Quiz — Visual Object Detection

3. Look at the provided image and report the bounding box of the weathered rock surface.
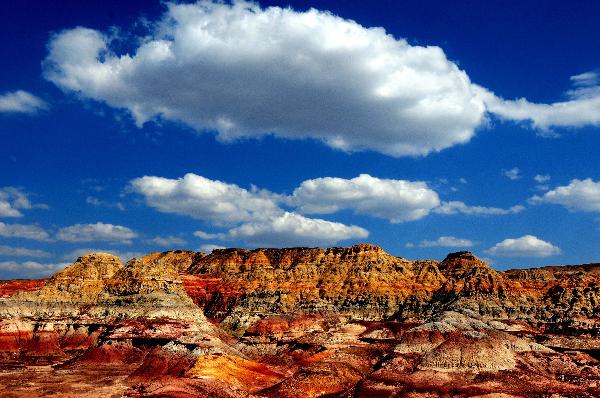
[0,245,599,397]
[182,247,600,335]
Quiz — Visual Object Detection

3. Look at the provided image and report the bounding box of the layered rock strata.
[182,246,600,335]
[0,245,599,397]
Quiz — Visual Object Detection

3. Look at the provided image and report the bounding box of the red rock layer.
[0,279,46,297]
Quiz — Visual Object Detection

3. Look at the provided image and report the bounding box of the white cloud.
[533,174,550,183]
[0,261,68,277]
[62,248,144,263]
[571,71,599,87]
[193,230,222,240]
[86,196,125,210]
[0,222,51,241]
[146,235,187,247]
[0,187,46,218]
[199,244,226,252]
[530,178,600,212]
[225,212,368,247]
[130,173,367,247]
[0,202,21,218]
[416,236,474,248]
[41,1,600,158]
[434,201,524,215]
[481,70,600,132]
[502,167,521,180]
[485,235,560,258]
[568,71,600,100]
[0,245,51,258]
[0,90,47,113]
[130,173,280,225]
[289,174,440,222]
[43,2,600,156]
[44,1,490,157]
[56,222,138,244]
[131,171,532,247]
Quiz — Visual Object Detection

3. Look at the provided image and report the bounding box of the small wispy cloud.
[0,222,51,241]
[408,236,475,248]
[434,201,524,216]
[0,90,47,113]
[0,187,47,218]
[56,222,138,244]
[146,235,187,247]
[86,196,125,210]
[0,260,68,277]
[533,174,550,183]
[502,167,521,180]
[0,244,51,258]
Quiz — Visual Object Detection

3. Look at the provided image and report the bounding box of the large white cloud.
[130,173,281,225]
[0,90,47,113]
[485,235,560,258]
[225,212,368,247]
[289,174,440,222]
[0,222,51,241]
[289,175,522,220]
[43,2,600,155]
[44,1,488,157]
[529,178,600,212]
[56,222,138,244]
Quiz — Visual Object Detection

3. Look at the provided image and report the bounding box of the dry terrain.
[0,245,598,397]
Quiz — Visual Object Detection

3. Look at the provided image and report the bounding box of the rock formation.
[0,245,599,397]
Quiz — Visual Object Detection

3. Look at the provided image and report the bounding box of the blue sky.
[1,0,600,277]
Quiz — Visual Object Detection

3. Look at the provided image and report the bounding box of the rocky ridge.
[182,246,600,334]
[0,244,599,397]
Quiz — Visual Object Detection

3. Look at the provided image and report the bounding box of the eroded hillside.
[0,245,598,397]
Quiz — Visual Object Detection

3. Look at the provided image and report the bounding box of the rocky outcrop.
[184,244,442,333]
[2,253,212,322]
[0,252,221,367]
[396,311,551,372]
[38,252,124,302]
[181,247,600,335]
[1,245,600,397]
[505,263,600,324]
